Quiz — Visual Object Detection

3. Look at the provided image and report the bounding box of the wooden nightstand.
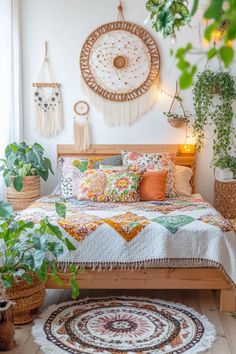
[214,179,236,220]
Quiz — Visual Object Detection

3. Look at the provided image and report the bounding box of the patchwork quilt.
[18,194,236,286]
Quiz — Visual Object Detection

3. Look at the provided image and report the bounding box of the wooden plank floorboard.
[4,289,236,354]
[197,290,233,354]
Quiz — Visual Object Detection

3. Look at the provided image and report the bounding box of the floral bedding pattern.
[58,155,122,198]
[18,194,236,286]
[77,170,141,203]
[121,150,176,197]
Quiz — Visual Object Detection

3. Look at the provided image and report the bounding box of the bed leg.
[219,289,236,312]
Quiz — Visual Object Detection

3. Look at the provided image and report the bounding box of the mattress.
[18,194,236,286]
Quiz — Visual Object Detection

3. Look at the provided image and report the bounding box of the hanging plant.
[164,82,190,127]
[146,0,191,38]
[193,70,236,166]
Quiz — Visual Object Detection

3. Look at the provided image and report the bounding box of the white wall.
[20,0,231,203]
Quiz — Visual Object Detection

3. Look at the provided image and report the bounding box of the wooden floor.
[7,289,236,354]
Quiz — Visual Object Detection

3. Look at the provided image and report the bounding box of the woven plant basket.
[168,116,188,128]
[4,273,45,325]
[6,176,40,211]
[214,179,236,219]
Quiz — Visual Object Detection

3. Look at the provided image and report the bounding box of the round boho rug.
[32,297,216,354]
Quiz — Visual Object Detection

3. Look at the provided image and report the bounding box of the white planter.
[215,168,234,181]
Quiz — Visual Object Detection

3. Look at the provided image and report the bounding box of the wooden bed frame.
[46,144,236,312]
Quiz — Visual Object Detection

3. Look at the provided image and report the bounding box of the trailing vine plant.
[193,70,236,166]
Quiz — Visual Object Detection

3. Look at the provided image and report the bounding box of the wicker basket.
[168,117,188,128]
[6,176,40,211]
[214,179,236,219]
[4,274,45,325]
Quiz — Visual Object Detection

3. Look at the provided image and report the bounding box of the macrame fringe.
[73,118,90,152]
[82,78,157,126]
[34,98,63,138]
[32,297,216,354]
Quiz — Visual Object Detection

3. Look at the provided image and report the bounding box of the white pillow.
[175,165,193,196]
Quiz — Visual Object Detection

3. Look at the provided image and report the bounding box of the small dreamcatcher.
[33,42,63,138]
[73,101,90,152]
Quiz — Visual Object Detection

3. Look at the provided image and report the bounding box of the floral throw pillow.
[121,150,176,197]
[77,170,141,203]
[105,171,141,202]
[58,155,123,198]
[58,157,95,198]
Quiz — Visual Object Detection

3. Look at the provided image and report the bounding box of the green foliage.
[55,202,67,219]
[146,0,236,89]
[213,155,236,176]
[164,112,188,120]
[0,201,80,298]
[146,0,191,38]
[0,202,13,219]
[0,142,53,192]
[193,70,236,166]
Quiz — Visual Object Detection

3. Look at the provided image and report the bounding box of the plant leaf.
[191,0,199,16]
[219,46,234,67]
[179,71,193,89]
[21,272,33,284]
[55,203,66,219]
[33,250,45,269]
[13,175,23,191]
[204,0,223,21]
[19,163,32,177]
[207,47,218,59]
[52,273,63,286]
[43,157,54,175]
[0,201,13,219]
[37,169,49,182]
[65,237,76,251]
[204,22,218,41]
[70,277,80,299]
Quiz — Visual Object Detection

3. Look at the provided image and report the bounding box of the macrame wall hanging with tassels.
[80,0,160,126]
[33,41,63,138]
[73,100,90,152]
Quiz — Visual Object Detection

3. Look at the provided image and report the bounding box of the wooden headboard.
[57,144,196,191]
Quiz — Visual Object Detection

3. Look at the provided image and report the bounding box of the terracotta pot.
[6,176,40,211]
[0,300,16,351]
[5,274,45,325]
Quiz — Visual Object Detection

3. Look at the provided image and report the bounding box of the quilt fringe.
[58,257,236,289]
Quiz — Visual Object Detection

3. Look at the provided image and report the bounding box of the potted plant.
[164,112,189,127]
[146,0,191,39]
[193,70,236,156]
[164,82,190,127]
[0,142,53,211]
[213,155,236,180]
[0,201,79,325]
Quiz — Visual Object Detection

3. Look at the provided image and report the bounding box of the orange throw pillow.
[140,170,167,201]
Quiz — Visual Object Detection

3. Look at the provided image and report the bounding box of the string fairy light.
[156,80,176,99]
[155,80,195,145]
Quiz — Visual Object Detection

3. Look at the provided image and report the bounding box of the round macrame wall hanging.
[80,1,160,126]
